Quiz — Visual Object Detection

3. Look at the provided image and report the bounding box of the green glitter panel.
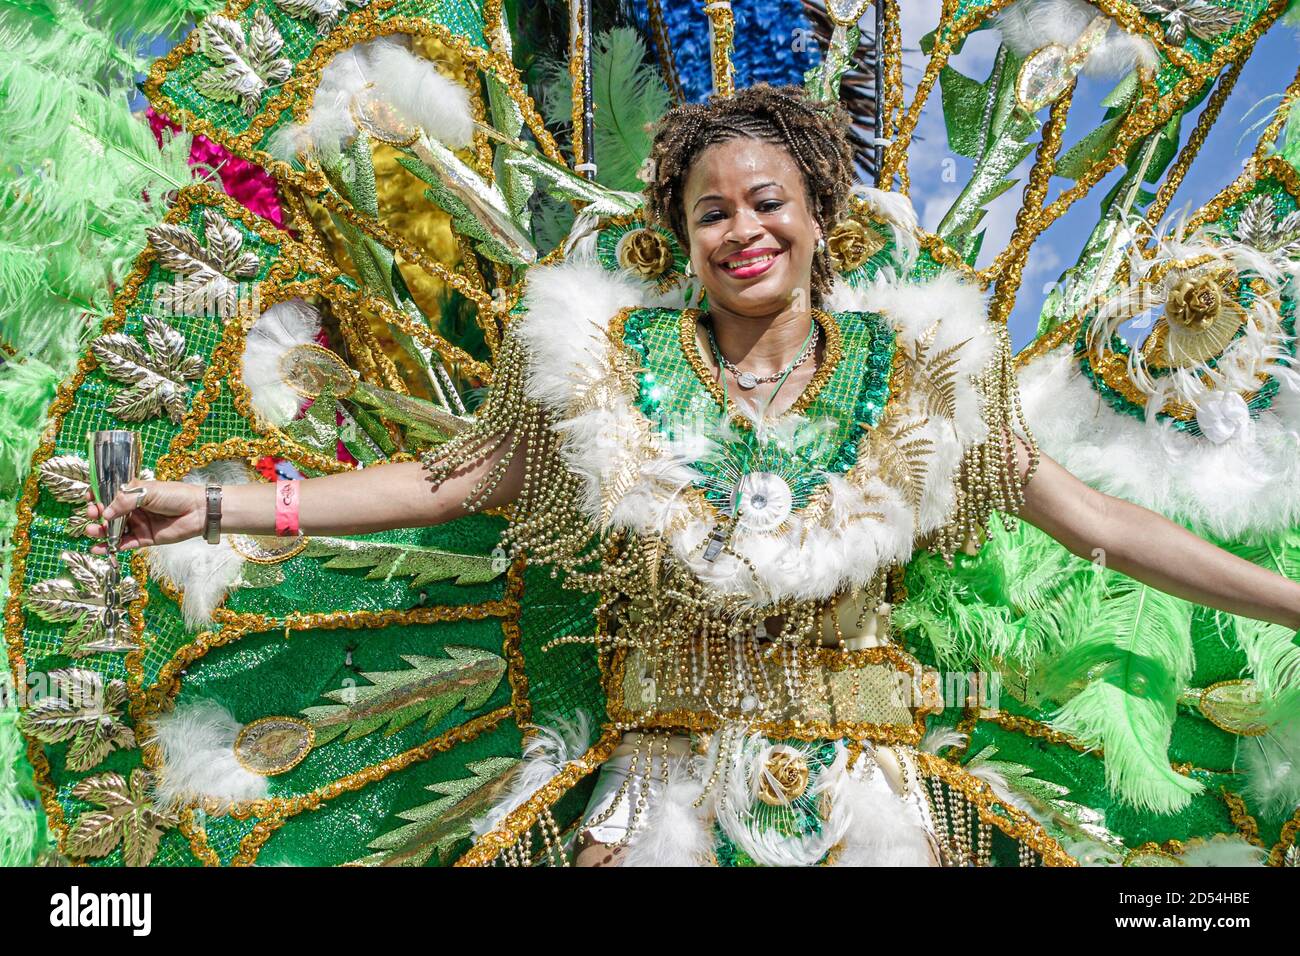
[620,306,896,511]
[175,614,511,797]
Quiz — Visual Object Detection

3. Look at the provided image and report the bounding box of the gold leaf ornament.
[90,315,205,423]
[617,228,674,279]
[65,769,178,866]
[147,208,261,318]
[826,216,886,271]
[24,551,141,657]
[16,668,137,772]
[193,11,292,117]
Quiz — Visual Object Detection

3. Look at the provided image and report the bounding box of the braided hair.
[643,83,857,306]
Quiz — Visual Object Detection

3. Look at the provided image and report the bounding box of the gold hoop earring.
[815,236,826,253]
[684,259,695,277]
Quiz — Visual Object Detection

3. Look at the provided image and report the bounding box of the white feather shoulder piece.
[511,258,1002,605]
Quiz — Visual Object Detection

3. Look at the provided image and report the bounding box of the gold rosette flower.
[756,746,810,806]
[617,228,674,279]
[826,217,889,270]
[1155,270,1242,368]
[1166,275,1222,331]
[826,217,886,272]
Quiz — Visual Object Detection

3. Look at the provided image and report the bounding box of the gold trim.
[913,750,1077,866]
[454,726,624,866]
[674,307,845,432]
[1269,805,1300,866]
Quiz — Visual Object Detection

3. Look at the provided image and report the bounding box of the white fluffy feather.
[619,755,716,866]
[853,186,921,268]
[143,461,252,628]
[997,0,1157,77]
[830,751,938,866]
[268,37,472,161]
[470,712,595,837]
[1177,835,1268,867]
[1019,342,1300,542]
[143,698,268,812]
[240,298,321,426]
[920,724,969,754]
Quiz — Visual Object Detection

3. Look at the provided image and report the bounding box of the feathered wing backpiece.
[2,0,1300,867]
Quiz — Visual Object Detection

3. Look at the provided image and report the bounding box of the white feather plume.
[619,753,715,867]
[852,186,920,268]
[143,698,268,812]
[268,37,472,161]
[240,298,321,427]
[143,460,252,628]
[997,0,1157,77]
[830,754,938,867]
[920,724,969,754]
[470,712,595,838]
[1177,835,1268,867]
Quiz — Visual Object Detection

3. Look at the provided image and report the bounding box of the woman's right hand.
[84,480,209,553]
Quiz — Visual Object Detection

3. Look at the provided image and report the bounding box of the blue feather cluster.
[631,0,821,102]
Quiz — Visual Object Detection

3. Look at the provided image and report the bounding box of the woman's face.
[681,137,821,318]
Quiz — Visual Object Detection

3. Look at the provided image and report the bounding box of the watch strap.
[203,484,222,545]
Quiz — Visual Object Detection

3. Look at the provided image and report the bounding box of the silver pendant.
[736,371,759,390]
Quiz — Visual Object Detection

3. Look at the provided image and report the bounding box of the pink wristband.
[275,480,300,537]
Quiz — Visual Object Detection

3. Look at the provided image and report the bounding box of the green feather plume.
[536,26,670,193]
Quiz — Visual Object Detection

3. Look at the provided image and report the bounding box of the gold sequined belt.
[605,641,939,745]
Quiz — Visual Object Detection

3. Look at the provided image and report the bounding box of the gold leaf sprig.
[90,315,205,423]
[17,669,137,772]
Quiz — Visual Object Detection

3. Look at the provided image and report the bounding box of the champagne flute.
[87,429,143,553]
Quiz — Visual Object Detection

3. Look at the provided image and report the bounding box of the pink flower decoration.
[146,107,285,227]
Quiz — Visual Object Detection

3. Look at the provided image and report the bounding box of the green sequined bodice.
[618,307,897,512]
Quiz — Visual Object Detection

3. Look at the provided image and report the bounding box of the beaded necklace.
[702,312,818,558]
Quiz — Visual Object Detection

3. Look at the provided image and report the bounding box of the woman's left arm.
[1008,433,1300,632]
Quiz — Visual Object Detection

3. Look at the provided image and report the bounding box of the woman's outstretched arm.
[84,436,526,552]
[1009,432,1300,632]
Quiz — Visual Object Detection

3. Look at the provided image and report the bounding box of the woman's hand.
[84,480,207,553]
